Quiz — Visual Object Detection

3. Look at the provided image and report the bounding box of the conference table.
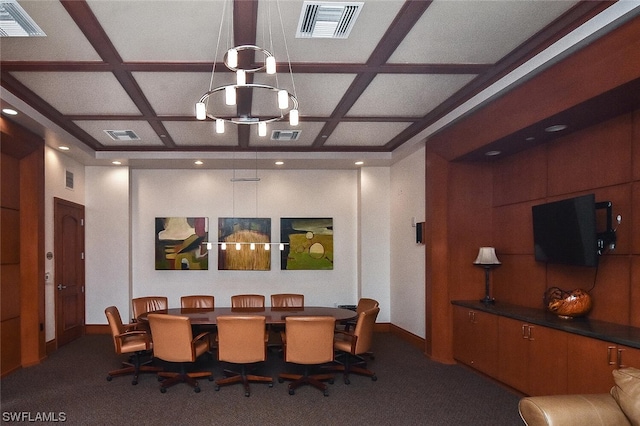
[137,306,358,325]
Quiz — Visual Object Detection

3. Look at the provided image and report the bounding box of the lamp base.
[480,296,495,305]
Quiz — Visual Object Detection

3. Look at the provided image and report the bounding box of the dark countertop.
[451,300,640,349]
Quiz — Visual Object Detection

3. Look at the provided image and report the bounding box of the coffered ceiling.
[1,0,637,169]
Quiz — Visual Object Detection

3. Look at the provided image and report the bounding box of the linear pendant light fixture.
[195,0,299,136]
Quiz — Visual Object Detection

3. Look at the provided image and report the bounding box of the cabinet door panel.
[527,325,568,396]
[452,307,498,377]
[498,316,529,391]
[567,334,616,393]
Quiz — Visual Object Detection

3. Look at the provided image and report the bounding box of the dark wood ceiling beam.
[312,0,433,148]
[61,0,176,148]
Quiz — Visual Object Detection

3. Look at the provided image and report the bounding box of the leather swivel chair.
[339,297,379,359]
[215,315,273,396]
[270,293,304,308]
[105,306,161,385]
[331,306,380,384]
[278,316,336,396]
[231,294,265,308]
[180,295,214,309]
[147,313,213,393]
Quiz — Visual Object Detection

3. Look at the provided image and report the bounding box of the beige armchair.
[215,315,273,397]
[105,306,161,385]
[180,295,214,309]
[147,313,213,393]
[278,316,335,396]
[270,293,304,308]
[519,367,640,426]
[231,294,265,308]
[331,306,379,384]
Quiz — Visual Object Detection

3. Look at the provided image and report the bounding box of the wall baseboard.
[389,323,425,351]
[85,324,110,335]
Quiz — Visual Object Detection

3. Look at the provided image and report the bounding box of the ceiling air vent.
[104,130,140,141]
[0,0,46,37]
[271,130,301,141]
[296,1,363,39]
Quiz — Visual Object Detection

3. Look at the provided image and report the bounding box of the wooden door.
[54,198,85,347]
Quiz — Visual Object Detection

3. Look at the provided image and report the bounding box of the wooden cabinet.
[453,306,498,377]
[567,334,640,393]
[498,316,567,396]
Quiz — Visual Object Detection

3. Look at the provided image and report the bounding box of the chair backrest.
[356,298,379,314]
[284,316,335,365]
[231,294,265,308]
[132,296,168,319]
[271,293,304,308]
[352,306,380,355]
[181,295,214,309]
[147,314,195,363]
[105,305,125,352]
[216,316,266,364]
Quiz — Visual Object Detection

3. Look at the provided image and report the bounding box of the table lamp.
[473,247,501,304]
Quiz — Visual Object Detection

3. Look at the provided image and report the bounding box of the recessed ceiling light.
[355,161,364,165]
[2,108,18,115]
[112,161,122,165]
[58,146,70,151]
[275,161,284,165]
[194,160,203,165]
[545,124,567,133]
[485,150,501,157]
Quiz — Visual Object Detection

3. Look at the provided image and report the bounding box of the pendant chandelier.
[195,0,299,136]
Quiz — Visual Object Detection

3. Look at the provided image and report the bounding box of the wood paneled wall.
[1,117,45,376]
[424,17,640,362]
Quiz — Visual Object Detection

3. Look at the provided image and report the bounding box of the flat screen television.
[532,194,598,267]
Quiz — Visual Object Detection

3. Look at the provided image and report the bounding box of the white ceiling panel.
[10,72,141,115]
[326,121,410,147]
[348,73,476,117]
[163,121,238,146]
[74,120,164,146]
[389,0,579,64]
[86,0,225,62]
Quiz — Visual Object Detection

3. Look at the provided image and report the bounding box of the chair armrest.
[192,331,210,343]
[116,330,148,338]
[519,394,630,426]
[334,329,358,353]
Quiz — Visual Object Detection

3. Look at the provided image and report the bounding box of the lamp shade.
[473,247,501,265]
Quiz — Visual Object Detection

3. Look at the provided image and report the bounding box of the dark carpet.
[1,332,523,425]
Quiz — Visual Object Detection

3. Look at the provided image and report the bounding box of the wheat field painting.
[218,218,271,271]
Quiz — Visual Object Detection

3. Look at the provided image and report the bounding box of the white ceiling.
[1,0,638,169]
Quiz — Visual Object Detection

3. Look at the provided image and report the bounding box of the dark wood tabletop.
[138,306,357,325]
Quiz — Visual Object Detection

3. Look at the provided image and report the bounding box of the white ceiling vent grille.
[104,130,140,141]
[0,0,46,37]
[296,1,363,39]
[271,130,301,141]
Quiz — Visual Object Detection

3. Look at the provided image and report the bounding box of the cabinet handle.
[607,346,616,365]
[618,348,626,368]
[527,326,534,341]
[521,324,529,339]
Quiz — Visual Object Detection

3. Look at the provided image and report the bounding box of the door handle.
[57,284,67,290]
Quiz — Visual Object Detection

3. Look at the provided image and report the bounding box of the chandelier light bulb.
[236,242,242,251]
[258,121,267,137]
[266,56,276,74]
[216,118,225,134]
[195,102,206,120]
[206,242,212,250]
[236,70,246,86]
[250,243,255,250]
[279,243,285,251]
[221,242,227,250]
[289,109,299,126]
[278,90,288,109]
[227,48,238,68]
[225,86,236,105]
[264,243,270,251]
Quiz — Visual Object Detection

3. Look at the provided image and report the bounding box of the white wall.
[390,145,426,338]
[358,167,391,323]
[85,167,130,324]
[44,147,85,341]
[123,168,360,314]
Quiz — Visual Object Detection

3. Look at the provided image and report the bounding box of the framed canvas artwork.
[155,217,208,270]
[280,218,333,270]
[218,217,271,271]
